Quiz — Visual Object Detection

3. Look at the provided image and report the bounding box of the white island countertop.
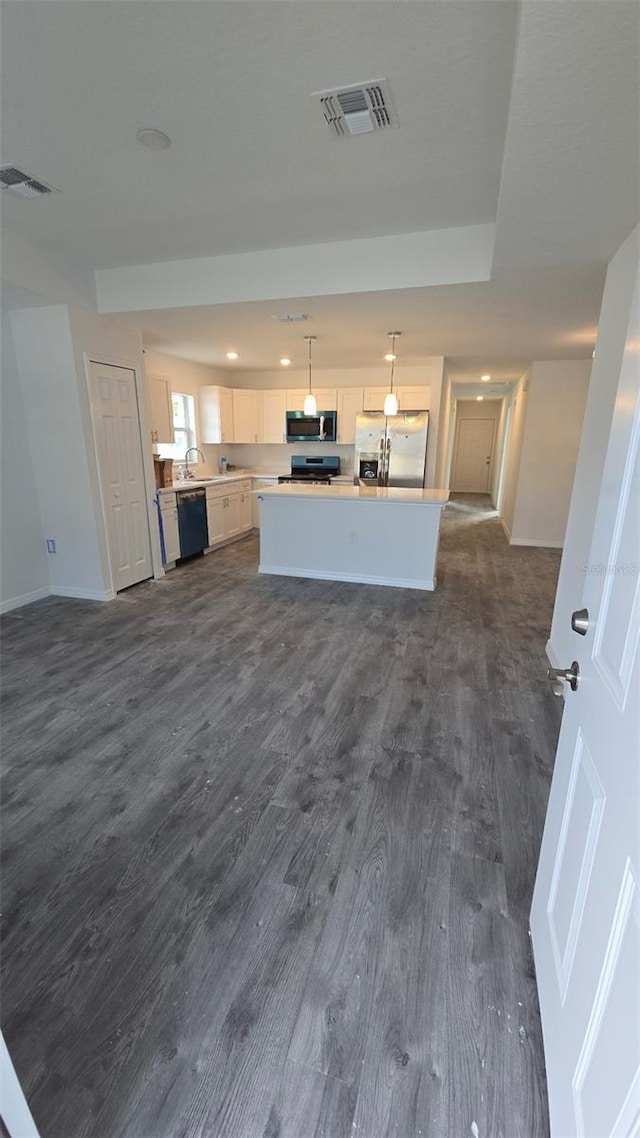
[256,483,449,505]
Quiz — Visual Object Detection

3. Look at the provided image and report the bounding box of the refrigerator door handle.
[378,437,385,485]
[385,437,391,486]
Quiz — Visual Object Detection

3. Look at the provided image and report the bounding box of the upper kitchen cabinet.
[147,373,174,444]
[286,388,337,412]
[199,385,234,444]
[261,389,287,443]
[337,388,364,443]
[363,385,430,412]
[397,386,430,410]
[363,387,386,412]
[232,389,260,443]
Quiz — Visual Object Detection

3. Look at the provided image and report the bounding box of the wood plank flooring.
[1,494,562,1138]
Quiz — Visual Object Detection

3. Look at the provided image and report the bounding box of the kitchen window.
[160,393,197,461]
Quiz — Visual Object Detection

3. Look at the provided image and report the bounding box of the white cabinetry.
[363,385,430,412]
[397,386,429,410]
[159,492,180,563]
[205,479,253,548]
[261,390,287,443]
[286,389,308,412]
[199,386,234,443]
[337,388,364,443]
[147,373,174,444]
[232,389,260,443]
[363,387,387,412]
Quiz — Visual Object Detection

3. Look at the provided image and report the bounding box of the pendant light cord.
[305,335,315,394]
[389,333,397,392]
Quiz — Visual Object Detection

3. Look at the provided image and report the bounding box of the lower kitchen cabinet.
[252,477,278,527]
[205,479,253,550]
[159,494,181,563]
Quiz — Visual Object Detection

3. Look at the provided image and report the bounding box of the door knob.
[571,607,590,636]
[547,660,580,695]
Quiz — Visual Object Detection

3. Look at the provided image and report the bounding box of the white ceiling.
[121,263,605,379]
[1,1,638,380]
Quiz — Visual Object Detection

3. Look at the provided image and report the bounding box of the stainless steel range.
[278,455,341,485]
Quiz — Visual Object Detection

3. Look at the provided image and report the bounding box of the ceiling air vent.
[0,165,57,198]
[312,79,397,138]
[271,313,311,324]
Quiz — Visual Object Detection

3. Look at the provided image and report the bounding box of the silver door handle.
[571,608,590,636]
[547,661,580,695]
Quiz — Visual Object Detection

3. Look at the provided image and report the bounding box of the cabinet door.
[161,506,180,562]
[224,494,241,538]
[199,386,234,444]
[337,388,364,443]
[239,490,253,531]
[260,390,287,443]
[206,497,226,545]
[148,374,174,443]
[252,479,277,527]
[363,387,387,411]
[232,389,259,443]
[397,385,430,410]
[286,389,308,412]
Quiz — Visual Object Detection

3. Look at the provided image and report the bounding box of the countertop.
[256,484,450,505]
[158,471,354,495]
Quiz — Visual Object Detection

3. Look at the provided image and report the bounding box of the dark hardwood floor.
[1,495,562,1138]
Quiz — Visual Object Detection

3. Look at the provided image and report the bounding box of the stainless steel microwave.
[285,410,337,443]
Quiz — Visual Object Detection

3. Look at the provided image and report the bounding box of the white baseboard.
[509,537,564,549]
[259,564,436,591]
[50,585,115,602]
[0,587,50,614]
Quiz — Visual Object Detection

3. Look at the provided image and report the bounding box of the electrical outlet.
[348,531,358,545]
[46,539,56,554]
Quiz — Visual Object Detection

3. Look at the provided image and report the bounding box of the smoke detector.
[312,79,397,138]
[0,165,57,199]
[271,313,311,324]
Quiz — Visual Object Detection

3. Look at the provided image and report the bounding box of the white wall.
[0,309,49,611]
[145,349,226,477]
[434,365,453,488]
[9,306,111,600]
[548,225,639,664]
[500,369,530,540]
[510,361,591,547]
[491,396,510,507]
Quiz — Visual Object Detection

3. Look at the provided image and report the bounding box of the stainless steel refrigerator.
[354,411,430,488]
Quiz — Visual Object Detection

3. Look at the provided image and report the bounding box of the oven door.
[285,411,336,443]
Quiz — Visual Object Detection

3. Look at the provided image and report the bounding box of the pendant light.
[383,331,401,416]
[303,335,317,415]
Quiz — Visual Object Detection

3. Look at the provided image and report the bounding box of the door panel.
[451,417,494,492]
[530,251,640,1138]
[89,362,152,592]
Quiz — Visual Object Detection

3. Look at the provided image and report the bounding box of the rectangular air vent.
[312,79,397,139]
[271,313,311,324]
[0,165,57,198]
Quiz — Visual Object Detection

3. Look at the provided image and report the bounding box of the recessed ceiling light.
[280,357,291,366]
[135,128,171,151]
[384,352,396,362]
[476,395,484,401]
[226,351,239,360]
[481,374,491,382]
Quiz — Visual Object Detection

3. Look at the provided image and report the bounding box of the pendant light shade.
[303,335,317,415]
[384,331,401,417]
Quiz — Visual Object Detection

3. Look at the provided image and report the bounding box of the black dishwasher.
[176,489,208,559]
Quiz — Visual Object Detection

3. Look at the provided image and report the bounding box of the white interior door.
[451,417,494,491]
[88,361,152,592]
[531,261,640,1137]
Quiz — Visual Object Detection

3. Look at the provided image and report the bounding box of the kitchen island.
[255,483,449,591]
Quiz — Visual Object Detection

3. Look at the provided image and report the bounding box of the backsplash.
[202,442,355,476]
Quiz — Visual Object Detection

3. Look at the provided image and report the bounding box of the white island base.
[256,484,449,591]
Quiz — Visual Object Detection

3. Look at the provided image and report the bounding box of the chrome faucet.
[183,447,206,479]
